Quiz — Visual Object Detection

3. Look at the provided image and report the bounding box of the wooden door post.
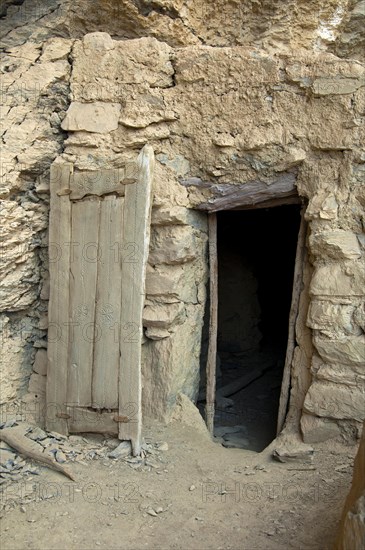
[206,212,218,435]
[277,207,307,434]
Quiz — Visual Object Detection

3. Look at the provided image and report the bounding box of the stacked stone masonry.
[0,1,364,442]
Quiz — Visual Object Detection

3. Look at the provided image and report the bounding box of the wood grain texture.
[92,196,123,409]
[0,428,75,481]
[277,208,307,434]
[67,198,100,407]
[206,213,218,435]
[46,163,73,434]
[119,145,154,455]
[67,407,118,435]
[70,163,138,199]
[180,173,298,212]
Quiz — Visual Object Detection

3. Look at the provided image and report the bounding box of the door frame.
[202,191,306,436]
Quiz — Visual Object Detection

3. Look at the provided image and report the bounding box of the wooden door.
[46,145,154,455]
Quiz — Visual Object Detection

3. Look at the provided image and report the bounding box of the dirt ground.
[0,416,357,550]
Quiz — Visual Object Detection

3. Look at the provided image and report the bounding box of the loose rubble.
[0,421,170,515]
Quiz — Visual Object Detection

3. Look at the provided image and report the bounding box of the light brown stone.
[149,226,198,265]
[145,327,171,341]
[309,230,362,260]
[310,263,365,297]
[314,334,365,366]
[61,102,121,133]
[300,413,340,443]
[307,301,359,336]
[145,271,180,299]
[151,206,195,226]
[303,381,365,422]
[316,363,365,387]
[312,77,365,96]
[143,303,185,330]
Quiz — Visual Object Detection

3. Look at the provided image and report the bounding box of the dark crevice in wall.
[131,0,180,19]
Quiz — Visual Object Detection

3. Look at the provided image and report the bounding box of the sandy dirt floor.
[0,416,357,550]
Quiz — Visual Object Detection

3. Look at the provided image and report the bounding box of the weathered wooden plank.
[67,198,100,407]
[46,163,73,434]
[277,208,307,434]
[67,407,118,435]
[231,195,301,210]
[180,173,298,211]
[206,213,218,435]
[92,196,124,409]
[119,145,154,455]
[70,163,138,199]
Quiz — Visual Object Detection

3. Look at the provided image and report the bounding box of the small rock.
[0,419,18,429]
[104,438,121,450]
[27,427,48,442]
[48,431,68,441]
[147,508,158,517]
[55,450,67,464]
[0,449,16,464]
[157,442,169,452]
[108,441,132,459]
[272,437,314,463]
[189,485,196,491]
[155,506,164,514]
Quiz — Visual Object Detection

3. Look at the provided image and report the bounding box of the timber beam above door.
[46,146,154,456]
[180,171,301,211]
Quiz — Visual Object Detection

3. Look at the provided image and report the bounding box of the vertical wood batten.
[92,196,123,409]
[119,145,154,455]
[67,199,100,407]
[206,212,218,435]
[277,207,307,434]
[46,163,73,434]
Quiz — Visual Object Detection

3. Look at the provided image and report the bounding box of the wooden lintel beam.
[180,172,299,212]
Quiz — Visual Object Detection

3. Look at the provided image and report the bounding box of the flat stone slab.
[61,101,121,133]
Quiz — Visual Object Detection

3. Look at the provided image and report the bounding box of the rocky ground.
[0,414,357,550]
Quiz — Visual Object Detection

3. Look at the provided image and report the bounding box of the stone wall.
[0,1,364,438]
[1,36,73,404]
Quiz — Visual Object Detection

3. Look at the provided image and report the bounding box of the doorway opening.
[207,204,302,452]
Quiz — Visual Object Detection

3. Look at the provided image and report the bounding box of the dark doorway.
[212,204,302,451]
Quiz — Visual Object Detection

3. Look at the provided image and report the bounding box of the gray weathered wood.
[206,213,218,435]
[70,163,138,200]
[67,407,118,435]
[0,427,75,480]
[119,145,154,455]
[46,163,73,434]
[67,198,100,407]
[180,173,298,211]
[47,149,153,439]
[277,208,307,434]
[92,196,124,409]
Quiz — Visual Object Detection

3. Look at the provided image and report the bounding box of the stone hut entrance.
[214,206,302,451]
[197,181,307,452]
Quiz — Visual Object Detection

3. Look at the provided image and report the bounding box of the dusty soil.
[0,419,357,550]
